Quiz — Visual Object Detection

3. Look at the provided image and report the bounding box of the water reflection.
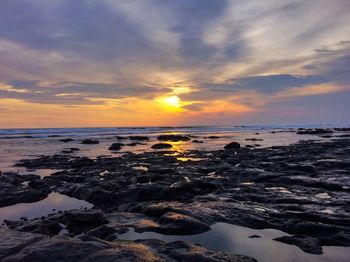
[118,222,350,262]
[0,192,93,223]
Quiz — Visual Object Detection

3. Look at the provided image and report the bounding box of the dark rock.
[59,138,74,142]
[0,228,46,260]
[2,237,108,262]
[157,212,210,235]
[151,143,172,149]
[115,136,127,140]
[157,135,191,142]
[192,140,203,143]
[274,235,322,254]
[245,138,264,141]
[249,235,261,238]
[108,143,124,151]
[208,136,220,139]
[0,174,50,207]
[86,225,118,240]
[296,128,334,135]
[224,142,241,150]
[148,240,257,262]
[8,209,109,236]
[81,139,99,144]
[129,136,149,141]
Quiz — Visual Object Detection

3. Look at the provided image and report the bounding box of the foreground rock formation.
[1,136,350,260]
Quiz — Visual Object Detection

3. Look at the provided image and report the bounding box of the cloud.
[0,0,349,126]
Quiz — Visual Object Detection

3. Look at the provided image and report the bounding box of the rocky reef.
[1,135,350,260]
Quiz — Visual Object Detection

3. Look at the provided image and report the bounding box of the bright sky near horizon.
[0,0,349,128]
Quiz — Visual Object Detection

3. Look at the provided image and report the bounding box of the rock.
[2,237,108,262]
[157,135,191,142]
[108,143,124,151]
[296,129,334,135]
[224,142,241,150]
[249,235,261,238]
[129,136,149,141]
[59,138,74,142]
[86,225,118,240]
[192,140,203,143]
[0,228,46,260]
[208,136,220,139]
[81,139,99,144]
[245,138,264,141]
[149,240,257,262]
[274,235,322,254]
[0,228,255,262]
[0,174,50,207]
[157,212,210,235]
[115,136,127,140]
[151,143,172,149]
[82,241,163,262]
[8,209,109,236]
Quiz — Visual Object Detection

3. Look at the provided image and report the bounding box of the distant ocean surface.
[0,124,344,139]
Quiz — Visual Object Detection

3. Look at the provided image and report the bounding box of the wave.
[0,124,347,139]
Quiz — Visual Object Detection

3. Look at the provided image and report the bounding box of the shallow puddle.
[118,222,350,262]
[0,192,93,223]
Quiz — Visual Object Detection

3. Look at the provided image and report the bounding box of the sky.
[0,0,349,128]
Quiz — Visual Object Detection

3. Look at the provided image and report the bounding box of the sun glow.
[163,96,180,108]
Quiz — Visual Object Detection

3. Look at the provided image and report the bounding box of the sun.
[162,95,180,108]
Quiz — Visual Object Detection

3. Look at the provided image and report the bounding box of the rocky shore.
[1,130,350,261]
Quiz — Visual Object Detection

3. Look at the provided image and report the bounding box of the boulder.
[224,142,241,150]
[108,143,124,151]
[151,143,172,149]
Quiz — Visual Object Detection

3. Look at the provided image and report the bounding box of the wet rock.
[0,228,46,260]
[149,240,257,262]
[296,128,333,135]
[0,227,255,262]
[129,136,149,141]
[224,142,241,150]
[115,136,127,140]
[81,139,99,144]
[157,212,210,235]
[108,143,124,151]
[274,235,322,254]
[59,138,74,142]
[0,174,50,207]
[8,209,109,236]
[208,136,220,139]
[249,235,261,238]
[157,135,191,142]
[151,143,172,149]
[245,138,264,141]
[2,237,109,262]
[86,225,118,240]
[82,241,163,262]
